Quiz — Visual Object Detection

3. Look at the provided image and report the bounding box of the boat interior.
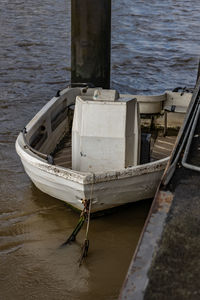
[23,87,192,171]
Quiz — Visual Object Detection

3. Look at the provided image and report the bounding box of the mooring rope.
[61,173,94,266]
[79,174,94,266]
[86,174,94,239]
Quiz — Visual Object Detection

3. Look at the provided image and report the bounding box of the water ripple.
[0,0,200,299]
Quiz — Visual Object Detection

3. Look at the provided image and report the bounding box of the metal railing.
[182,99,200,172]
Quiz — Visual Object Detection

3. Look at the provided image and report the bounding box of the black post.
[71,0,111,88]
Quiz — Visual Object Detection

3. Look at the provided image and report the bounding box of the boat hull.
[16,134,168,212]
[83,168,165,212]
[16,87,190,213]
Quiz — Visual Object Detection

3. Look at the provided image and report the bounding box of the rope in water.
[61,174,94,266]
[79,174,94,266]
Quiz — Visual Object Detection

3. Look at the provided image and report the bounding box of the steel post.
[71,0,111,88]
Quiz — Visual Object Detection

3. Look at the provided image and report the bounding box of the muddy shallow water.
[0,0,200,299]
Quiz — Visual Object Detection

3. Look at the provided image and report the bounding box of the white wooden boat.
[15,87,192,212]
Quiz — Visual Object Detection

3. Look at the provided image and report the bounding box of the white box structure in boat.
[72,90,140,172]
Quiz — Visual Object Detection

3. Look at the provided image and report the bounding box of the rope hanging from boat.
[79,177,94,266]
[61,174,94,266]
[60,199,90,246]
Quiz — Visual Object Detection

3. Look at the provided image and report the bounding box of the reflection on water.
[0,0,200,299]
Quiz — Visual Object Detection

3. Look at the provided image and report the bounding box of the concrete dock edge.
[119,79,200,300]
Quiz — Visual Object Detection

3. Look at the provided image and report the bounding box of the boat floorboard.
[53,140,72,169]
[53,135,177,169]
[151,135,177,160]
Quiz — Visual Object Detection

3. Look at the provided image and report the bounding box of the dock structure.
[71,0,111,88]
[119,78,200,300]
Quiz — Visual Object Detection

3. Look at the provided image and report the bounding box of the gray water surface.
[0,0,200,299]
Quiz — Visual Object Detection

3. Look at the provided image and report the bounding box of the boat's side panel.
[84,168,164,212]
[25,88,82,155]
[21,155,164,213]
[120,93,166,114]
[21,159,85,211]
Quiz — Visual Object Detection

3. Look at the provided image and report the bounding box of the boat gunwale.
[16,134,169,185]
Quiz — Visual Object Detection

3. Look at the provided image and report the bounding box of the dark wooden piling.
[71,0,111,88]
